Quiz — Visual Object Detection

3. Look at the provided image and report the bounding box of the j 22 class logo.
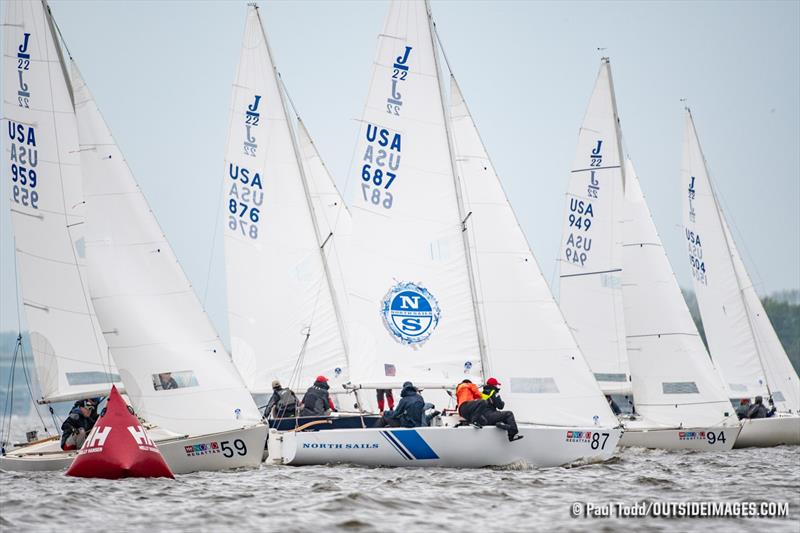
[381,282,440,346]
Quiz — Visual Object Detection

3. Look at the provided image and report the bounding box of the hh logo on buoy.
[381,281,440,346]
[128,425,159,453]
[79,426,113,455]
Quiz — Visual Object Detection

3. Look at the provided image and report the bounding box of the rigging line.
[19,340,49,433]
[201,186,222,309]
[48,3,73,60]
[0,340,19,449]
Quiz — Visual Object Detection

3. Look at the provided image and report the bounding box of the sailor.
[456,379,482,407]
[744,396,776,419]
[375,381,425,428]
[479,378,523,442]
[606,395,622,416]
[376,388,395,412]
[300,376,336,417]
[456,379,484,426]
[263,379,298,419]
[157,372,179,390]
[60,399,98,450]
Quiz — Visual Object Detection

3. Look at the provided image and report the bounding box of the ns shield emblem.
[382,282,440,346]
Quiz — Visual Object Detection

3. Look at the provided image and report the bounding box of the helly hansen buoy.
[65,385,174,479]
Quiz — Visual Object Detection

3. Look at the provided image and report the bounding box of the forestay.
[558,59,629,394]
[450,78,616,427]
[681,110,800,412]
[622,159,735,427]
[346,0,483,388]
[2,0,121,403]
[71,63,261,436]
[222,6,351,395]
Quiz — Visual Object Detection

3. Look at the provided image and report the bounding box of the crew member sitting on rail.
[480,378,522,442]
[60,399,98,450]
[300,376,335,417]
[744,396,776,419]
[375,381,425,428]
[264,379,298,419]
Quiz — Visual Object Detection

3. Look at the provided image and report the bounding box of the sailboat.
[681,108,800,447]
[222,4,370,429]
[71,53,267,474]
[2,0,268,474]
[558,59,741,450]
[1,0,123,471]
[268,0,622,468]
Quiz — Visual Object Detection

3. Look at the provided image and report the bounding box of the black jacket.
[389,383,425,427]
[481,385,505,410]
[60,407,96,449]
[264,388,298,418]
[301,381,332,416]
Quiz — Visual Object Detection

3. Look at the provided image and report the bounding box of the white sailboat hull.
[734,415,800,448]
[268,425,622,468]
[0,437,75,472]
[619,424,741,451]
[0,424,268,474]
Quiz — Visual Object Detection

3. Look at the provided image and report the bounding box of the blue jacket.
[60,406,95,449]
[389,383,425,428]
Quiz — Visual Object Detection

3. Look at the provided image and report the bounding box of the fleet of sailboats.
[558,59,741,450]
[1,0,797,473]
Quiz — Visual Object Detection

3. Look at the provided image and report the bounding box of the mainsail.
[558,59,629,394]
[345,0,483,388]
[71,63,262,436]
[450,78,616,427]
[222,5,351,395]
[681,110,800,413]
[622,159,735,427]
[2,0,121,403]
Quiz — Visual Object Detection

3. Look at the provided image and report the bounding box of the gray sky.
[1,0,798,346]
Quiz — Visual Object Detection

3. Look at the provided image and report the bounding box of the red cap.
[486,377,501,387]
[316,375,328,383]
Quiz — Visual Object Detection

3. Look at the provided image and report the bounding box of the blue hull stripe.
[380,431,412,460]
[390,430,439,460]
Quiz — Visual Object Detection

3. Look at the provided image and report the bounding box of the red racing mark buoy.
[65,385,174,479]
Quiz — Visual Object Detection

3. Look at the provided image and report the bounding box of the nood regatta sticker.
[381,282,440,346]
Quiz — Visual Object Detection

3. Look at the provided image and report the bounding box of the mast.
[253,5,360,405]
[687,108,772,397]
[425,0,489,377]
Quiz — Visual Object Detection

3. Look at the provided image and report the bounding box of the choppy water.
[1,446,798,532]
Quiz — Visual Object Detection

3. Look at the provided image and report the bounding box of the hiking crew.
[60,399,98,450]
[375,381,425,428]
[300,376,335,416]
[264,379,298,418]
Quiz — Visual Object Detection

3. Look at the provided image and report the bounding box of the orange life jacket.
[456,382,482,406]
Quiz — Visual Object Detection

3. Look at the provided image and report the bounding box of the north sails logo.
[381,282,440,346]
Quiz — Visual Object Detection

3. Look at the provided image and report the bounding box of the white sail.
[450,78,616,427]
[558,59,629,394]
[222,6,350,395]
[681,110,800,412]
[71,63,261,436]
[2,0,121,403]
[622,159,736,427]
[345,0,482,388]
